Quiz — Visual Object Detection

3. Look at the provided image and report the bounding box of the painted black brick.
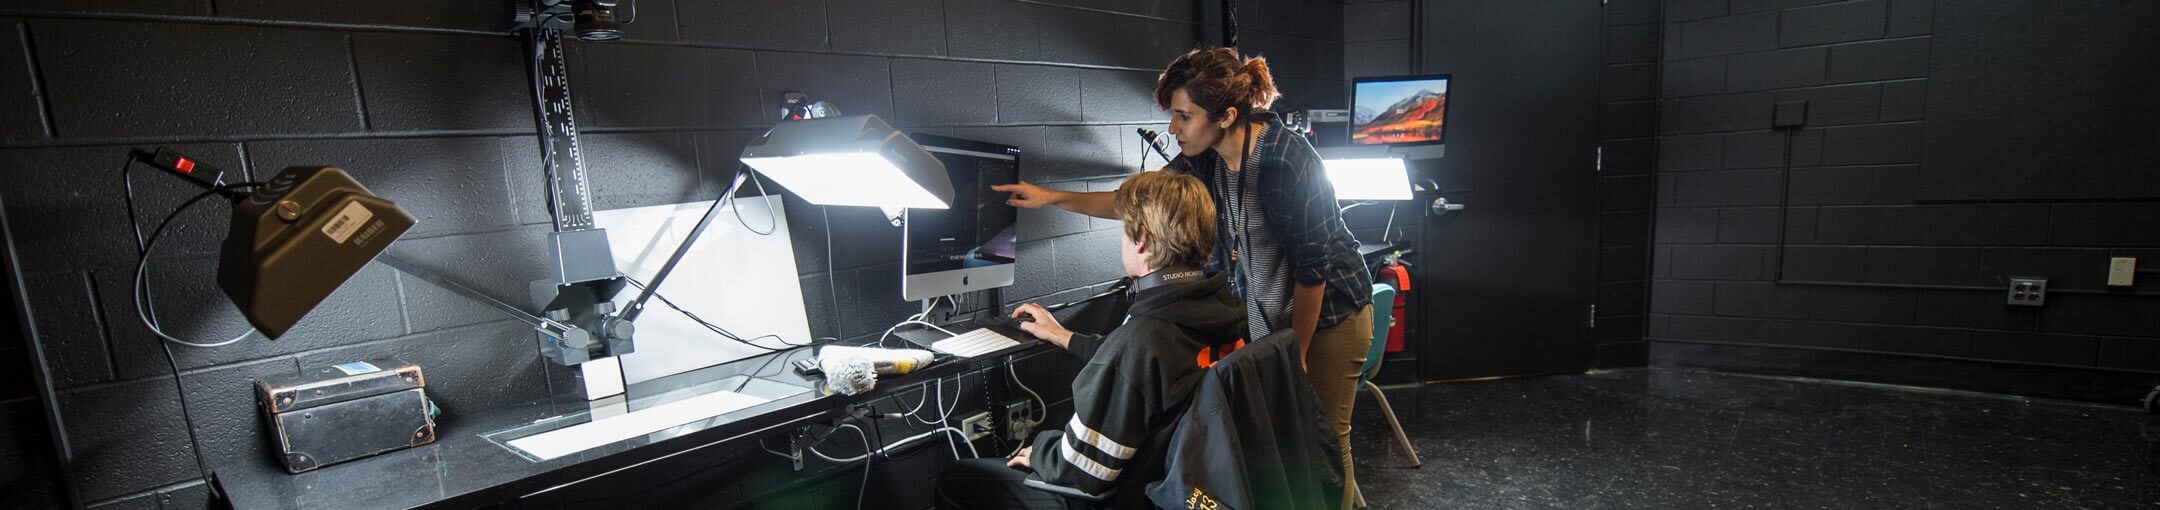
[1969,331,2099,366]
[1662,57,1726,98]
[946,0,1040,60]
[679,0,829,50]
[755,51,896,122]
[1886,0,1934,37]
[1820,122,1923,165]
[1651,279,1715,315]
[1713,281,1812,319]
[1668,245,1766,280]
[830,0,949,56]
[1806,286,1916,325]
[1667,0,1728,22]
[352,33,528,132]
[0,19,43,143]
[1878,79,1926,121]
[1779,0,1888,47]
[1725,47,1826,92]
[1827,37,1931,83]
[1606,24,1660,64]
[893,59,998,125]
[1717,207,1782,244]
[1656,208,1718,244]
[1660,134,1723,172]
[1676,11,1777,59]
[997,65,1083,123]
[1780,245,1867,282]
[1774,84,1882,126]
[1345,1,1412,42]
[33,19,360,138]
[1605,0,1662,26]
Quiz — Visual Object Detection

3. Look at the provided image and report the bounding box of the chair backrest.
[1145,330,1344,509]
[1356,284,1396,386]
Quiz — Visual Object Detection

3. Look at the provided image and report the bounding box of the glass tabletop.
[479,347,825,462]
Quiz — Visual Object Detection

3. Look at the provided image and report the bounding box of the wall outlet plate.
[2108,257,2137,287]
[959,411,996,441]
[1000,399,1037,443]
[2007,277,2048,307]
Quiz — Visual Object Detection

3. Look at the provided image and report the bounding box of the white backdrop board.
[594,194,811,385]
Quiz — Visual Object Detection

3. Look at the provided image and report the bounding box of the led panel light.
[740,115,954,209]
[1324,157,1413,201]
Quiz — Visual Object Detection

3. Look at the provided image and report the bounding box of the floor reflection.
[1349,368,2160,508]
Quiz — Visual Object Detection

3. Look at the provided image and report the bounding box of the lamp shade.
[739,115,954,209]
[1323,157,1413,201]
[221,166,415,338]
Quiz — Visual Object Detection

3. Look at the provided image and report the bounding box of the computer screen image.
[901,133,1021,302]
[1352,75,1451,146]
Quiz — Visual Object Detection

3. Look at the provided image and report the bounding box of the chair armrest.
[1023,475,1111,501]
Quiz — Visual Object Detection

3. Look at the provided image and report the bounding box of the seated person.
[933,170,1247,510]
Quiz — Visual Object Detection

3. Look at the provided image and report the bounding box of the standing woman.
[994,47,1374,508]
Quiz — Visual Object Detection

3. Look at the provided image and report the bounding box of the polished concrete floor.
[1347,368,2160,509]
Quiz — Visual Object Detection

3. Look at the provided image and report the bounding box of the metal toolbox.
[256,359,437,473]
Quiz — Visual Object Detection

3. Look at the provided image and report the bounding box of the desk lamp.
[124,148,417,339]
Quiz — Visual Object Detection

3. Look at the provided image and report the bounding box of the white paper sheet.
[594,195,813,385]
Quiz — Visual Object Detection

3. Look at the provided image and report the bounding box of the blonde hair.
[1114,170,1217,270]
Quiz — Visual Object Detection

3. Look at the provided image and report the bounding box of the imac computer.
[1351,74,1451,147]
[901,133,1020,302]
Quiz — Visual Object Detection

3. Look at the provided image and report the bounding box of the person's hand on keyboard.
[1010,303,1073,350]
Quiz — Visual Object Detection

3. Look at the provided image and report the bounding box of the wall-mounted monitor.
[1351,74,1451,147]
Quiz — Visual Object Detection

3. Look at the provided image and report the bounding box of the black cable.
[881,392,931,433]
[622,277,805,351]
[133,184,264,348]
[727,169,778,236]
[848,423,871,510]
[1772,128,1797,282]
[119,155,263,491]
[732,338,829,393]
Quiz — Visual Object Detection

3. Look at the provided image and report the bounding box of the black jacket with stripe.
[1028,270,1246,506]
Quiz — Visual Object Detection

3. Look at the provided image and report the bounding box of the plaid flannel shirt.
[1168,112,1373,332]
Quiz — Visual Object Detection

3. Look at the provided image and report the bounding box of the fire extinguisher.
[1377,258,1412,353]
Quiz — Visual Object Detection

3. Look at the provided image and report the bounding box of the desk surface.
[218,337,1057,510]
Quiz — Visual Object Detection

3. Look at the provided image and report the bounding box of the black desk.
[218,338,1060,509]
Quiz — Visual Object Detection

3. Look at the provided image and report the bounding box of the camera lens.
[574,5,622,41]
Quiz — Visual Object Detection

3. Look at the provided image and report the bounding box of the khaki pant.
[1306,305,1374,510]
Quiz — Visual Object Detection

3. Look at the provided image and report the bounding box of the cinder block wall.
[1597,0,1665,365]
[0,1,1348,508]
[1644,0,2160,400]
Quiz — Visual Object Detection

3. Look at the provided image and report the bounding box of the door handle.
[1429,196,1466,216]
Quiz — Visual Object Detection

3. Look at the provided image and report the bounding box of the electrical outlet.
[1000,400,1039,443]
[2109,257,2137,287]
[959,412,996,441]
[2006,277,2048,307]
